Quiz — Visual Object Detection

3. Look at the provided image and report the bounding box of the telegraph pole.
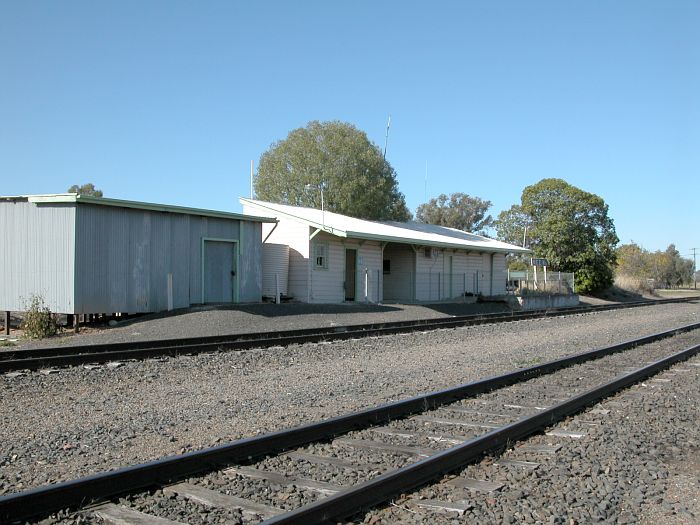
[692,247,697,289]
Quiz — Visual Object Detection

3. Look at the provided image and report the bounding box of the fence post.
[364,268,369,303]
[558,271,561,294]
[3,311,9,336]
[275,273,280,304]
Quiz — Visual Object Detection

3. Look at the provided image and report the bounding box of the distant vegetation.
[616,243,694,291]
[416,192,494,235]
[68,183,103,197]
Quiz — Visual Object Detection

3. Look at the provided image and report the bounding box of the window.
[383,259,391,274]
[313,241,328,269]
[424,247,433,258]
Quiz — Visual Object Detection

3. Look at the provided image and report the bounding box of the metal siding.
[203,240,235,302]
[262,243,289,297]
[238,221,263,302]
[74,205,260,313]
[0,201,75,312]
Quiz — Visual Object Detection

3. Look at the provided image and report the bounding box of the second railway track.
[0,296,696,373]
[1,320,699,523]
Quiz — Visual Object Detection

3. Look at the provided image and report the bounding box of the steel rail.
[262,341,700,525]
[0,321,698,522]
[1,297,696,373]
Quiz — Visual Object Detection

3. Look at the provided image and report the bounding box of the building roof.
[1,194,277,223]
[240,198,531,254]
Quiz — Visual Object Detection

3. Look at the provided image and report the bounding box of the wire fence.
[347,270,491,303]
[506,269,575,295]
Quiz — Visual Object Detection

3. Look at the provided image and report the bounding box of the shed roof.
[240,198,530,254]
[1,194,277,223]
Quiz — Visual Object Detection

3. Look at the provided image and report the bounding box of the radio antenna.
[383,115,391,160]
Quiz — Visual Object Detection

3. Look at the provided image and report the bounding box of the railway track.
[1,321,698,524]
[0,297,696,373]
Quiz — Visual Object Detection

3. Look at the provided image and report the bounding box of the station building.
[240,198,531,304]
[0,194,276,317]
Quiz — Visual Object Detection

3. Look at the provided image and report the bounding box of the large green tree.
[254,120,411,221]
[68,183,103,197]
[416,192,493,234]
[495,178,618,293]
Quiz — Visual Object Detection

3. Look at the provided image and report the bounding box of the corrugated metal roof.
[240,198,531,254]
[1,194,277,223]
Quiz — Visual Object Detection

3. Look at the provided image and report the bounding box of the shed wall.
[0,201,76,312]
[74,204,261,313]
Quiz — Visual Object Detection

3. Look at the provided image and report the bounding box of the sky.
[1,1,698,255]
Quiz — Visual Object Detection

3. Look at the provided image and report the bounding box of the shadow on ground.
[417,302,513,316]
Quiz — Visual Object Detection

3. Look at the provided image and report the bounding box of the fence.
[507,269,575,295]
[380,270,490,303]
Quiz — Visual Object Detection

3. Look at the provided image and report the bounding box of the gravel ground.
[6,301,515,350]
[0,302,698,508]
[356,354,700,525]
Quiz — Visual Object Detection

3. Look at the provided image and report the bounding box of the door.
[203,240,237,303]
[345,249,357,301]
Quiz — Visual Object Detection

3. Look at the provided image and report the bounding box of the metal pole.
[364,269,368,303]
[321,186,325,230]
[275,273,280,304]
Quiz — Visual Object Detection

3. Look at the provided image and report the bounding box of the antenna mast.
[250,160,254,198]
[383,115,391,160]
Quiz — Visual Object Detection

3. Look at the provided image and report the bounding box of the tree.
[616,242,649,279]
[68,183,103,197]
[254,120,411,221]
[495,178,619,293]
[616,242,695,288]
[416,192,494,234]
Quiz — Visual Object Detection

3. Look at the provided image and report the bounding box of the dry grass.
[614,274,656,296]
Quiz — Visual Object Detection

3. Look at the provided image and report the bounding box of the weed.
[21,295,61,339]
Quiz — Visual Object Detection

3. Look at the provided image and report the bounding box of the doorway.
[202,238,238,303]
[345,249,357,301]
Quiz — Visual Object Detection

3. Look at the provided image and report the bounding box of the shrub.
[21,295,61,339]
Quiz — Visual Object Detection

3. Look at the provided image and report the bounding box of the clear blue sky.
[1,1,697,254]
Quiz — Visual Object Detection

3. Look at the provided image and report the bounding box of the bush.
[21,295,61,339]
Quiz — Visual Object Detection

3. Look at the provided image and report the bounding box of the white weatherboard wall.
[491,254,507,295]
[415,247,445,301]
[383,243,416,302]
[309,233,382,303]
[0,200,76,312]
